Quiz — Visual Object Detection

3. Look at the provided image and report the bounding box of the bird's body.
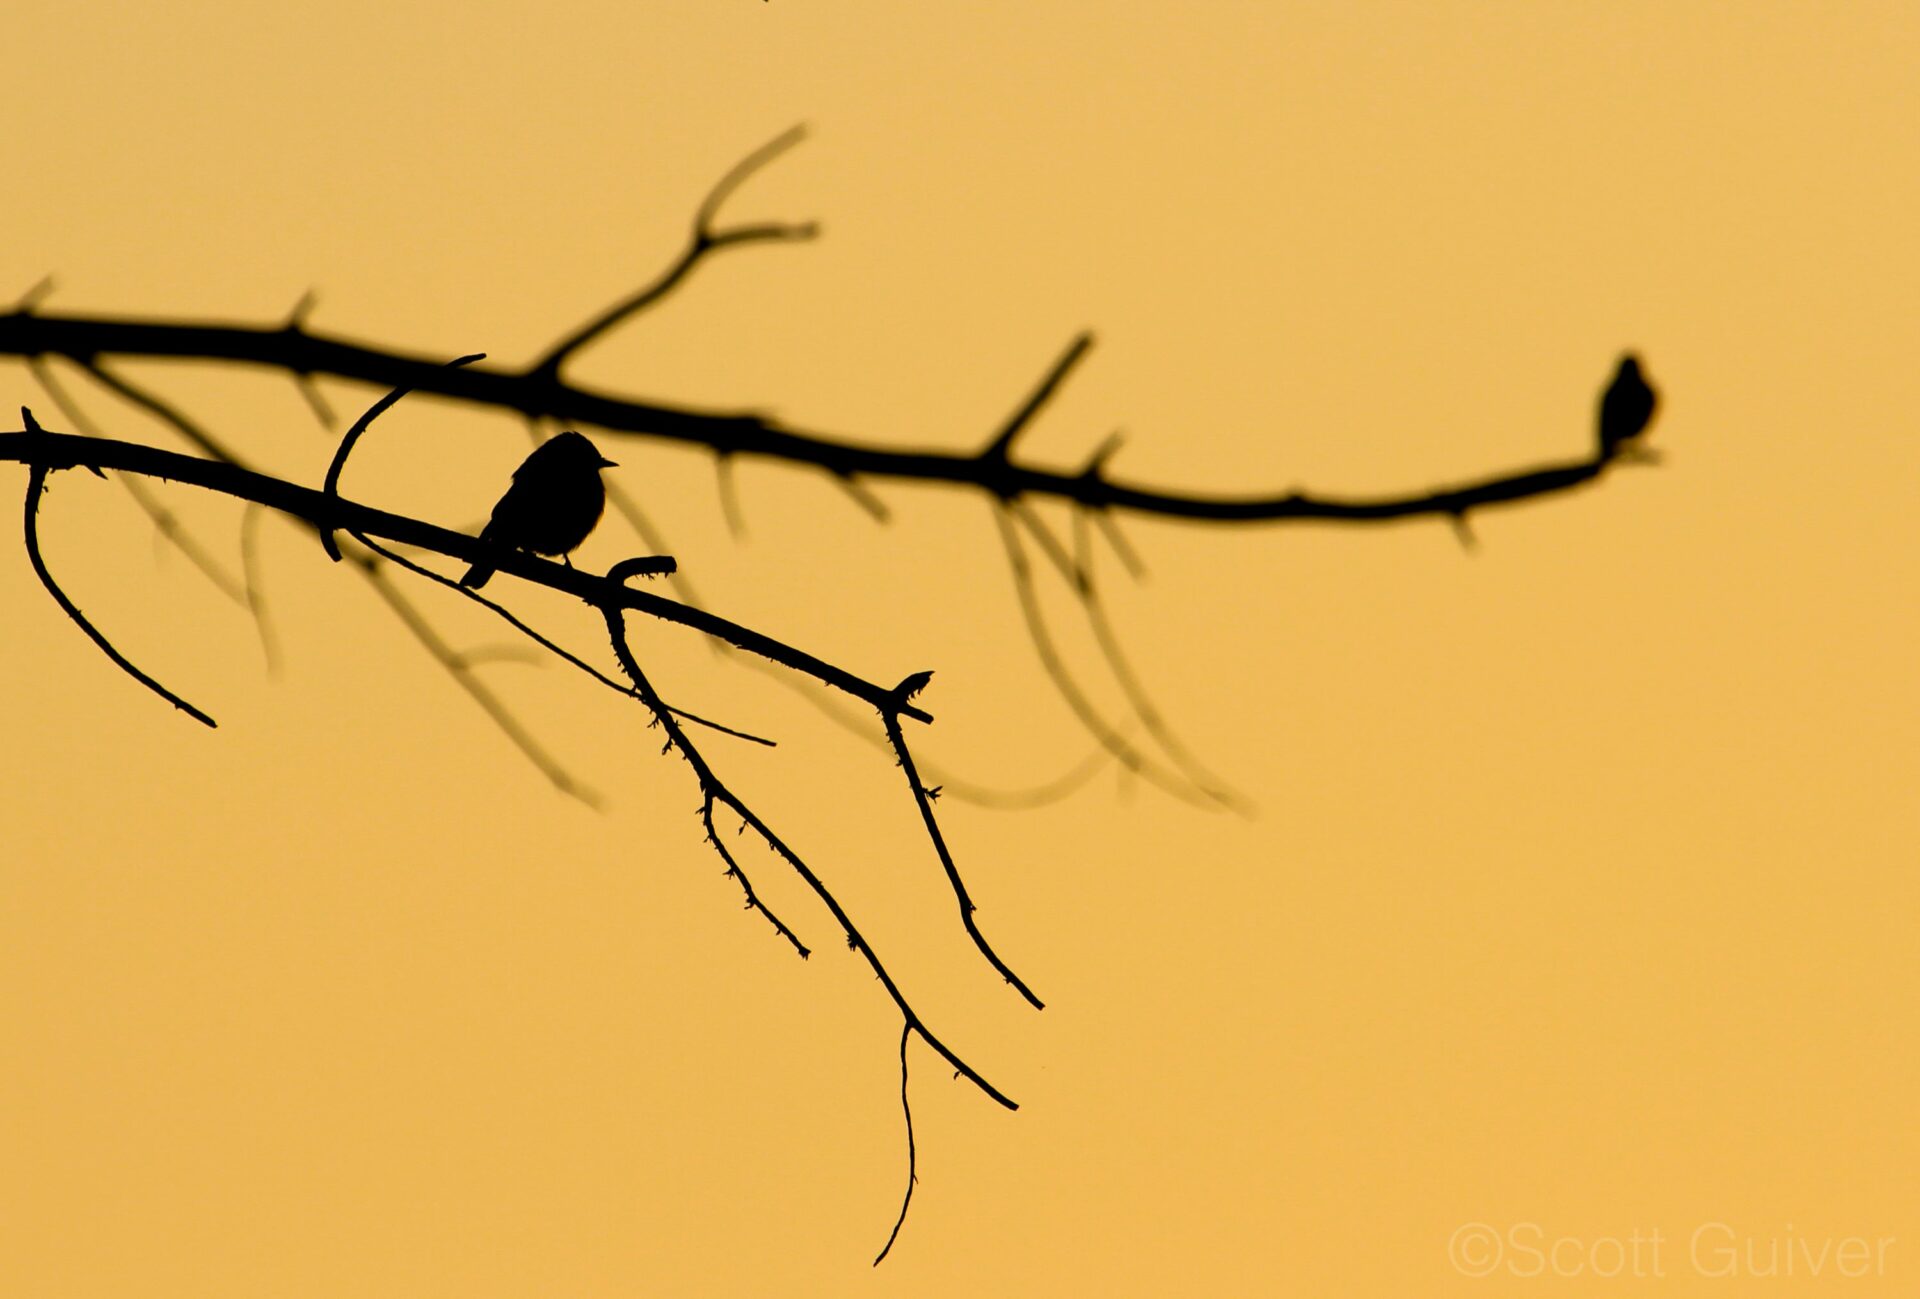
[1598,353,1657,457]
[459,431,617,588]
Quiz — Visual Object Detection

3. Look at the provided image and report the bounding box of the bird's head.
[543,429,618,470]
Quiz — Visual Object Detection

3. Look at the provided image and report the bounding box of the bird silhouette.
[1598,353,1657,458]
[459,430,617,588]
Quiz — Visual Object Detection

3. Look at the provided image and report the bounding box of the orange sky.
[4,4,1917,1294]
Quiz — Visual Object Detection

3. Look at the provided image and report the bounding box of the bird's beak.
[598,456,618,468]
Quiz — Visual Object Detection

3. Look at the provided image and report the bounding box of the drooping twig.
[238,504,281,672]
[715,453,746,540]
[18,417,215,728]
[873,1023,919,1266]
[1016,499,1249,812]
[991,501,1214,807]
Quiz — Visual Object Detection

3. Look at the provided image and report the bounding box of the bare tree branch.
[598,567,1017,1110]
[0,308,1643,526]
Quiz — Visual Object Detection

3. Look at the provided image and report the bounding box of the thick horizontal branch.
[0,428,929,723]
[0,311,1623,523]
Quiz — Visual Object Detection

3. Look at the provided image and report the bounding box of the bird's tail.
[459,562,493,589]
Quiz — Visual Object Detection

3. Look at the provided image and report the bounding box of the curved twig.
[1014,499,1248,811]
[322,351,484,560]
[29,357,247,603]
[991,502,1215,808]
[873,1024,919,1266]
[19,439,215,727]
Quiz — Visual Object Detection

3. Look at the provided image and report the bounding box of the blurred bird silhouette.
[459,430,617,588]
[1598,353,1658,458]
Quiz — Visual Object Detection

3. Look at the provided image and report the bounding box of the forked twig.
[531,123,817,379]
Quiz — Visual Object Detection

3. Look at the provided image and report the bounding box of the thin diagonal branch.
[699,795,809,959]
[348,539,599,807]
[81,358,246,464]
[830,471,890,523]
[358,532,774,747]
[19,439,215,727]
[881,693,1044,1009]
[982,331,1094,462]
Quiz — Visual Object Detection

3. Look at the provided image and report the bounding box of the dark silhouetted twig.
[19,417,215,727]
[529,123,817,380]
[322,351,485,560]
[355,531,774,748]
[982,330,1095,463]
[30,357,247,603]
[598,572,1018,1115]
[882,684,1043,1009]
[873,1023,919,1266]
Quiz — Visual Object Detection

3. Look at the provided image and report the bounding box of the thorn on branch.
[831,471,890,523]
[14,275,55,314]
[1449,509,1477,552]
[285,289,317,332]
[1081,427,1125,481]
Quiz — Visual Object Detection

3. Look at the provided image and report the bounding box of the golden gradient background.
[4,3,1917,1294]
